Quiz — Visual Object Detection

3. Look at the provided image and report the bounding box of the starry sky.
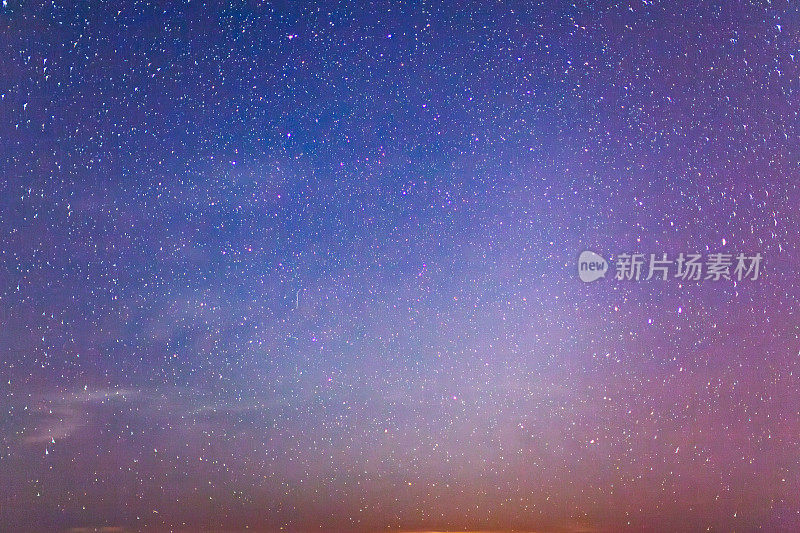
[2,1,800,531]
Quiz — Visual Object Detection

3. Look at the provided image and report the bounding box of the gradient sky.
[2,1,800,531]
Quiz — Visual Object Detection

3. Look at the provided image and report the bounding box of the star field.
[2,1,800,531]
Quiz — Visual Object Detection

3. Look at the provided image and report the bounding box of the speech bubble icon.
[578,251,608,283]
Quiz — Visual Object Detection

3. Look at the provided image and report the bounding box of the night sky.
[2,1,800,531]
